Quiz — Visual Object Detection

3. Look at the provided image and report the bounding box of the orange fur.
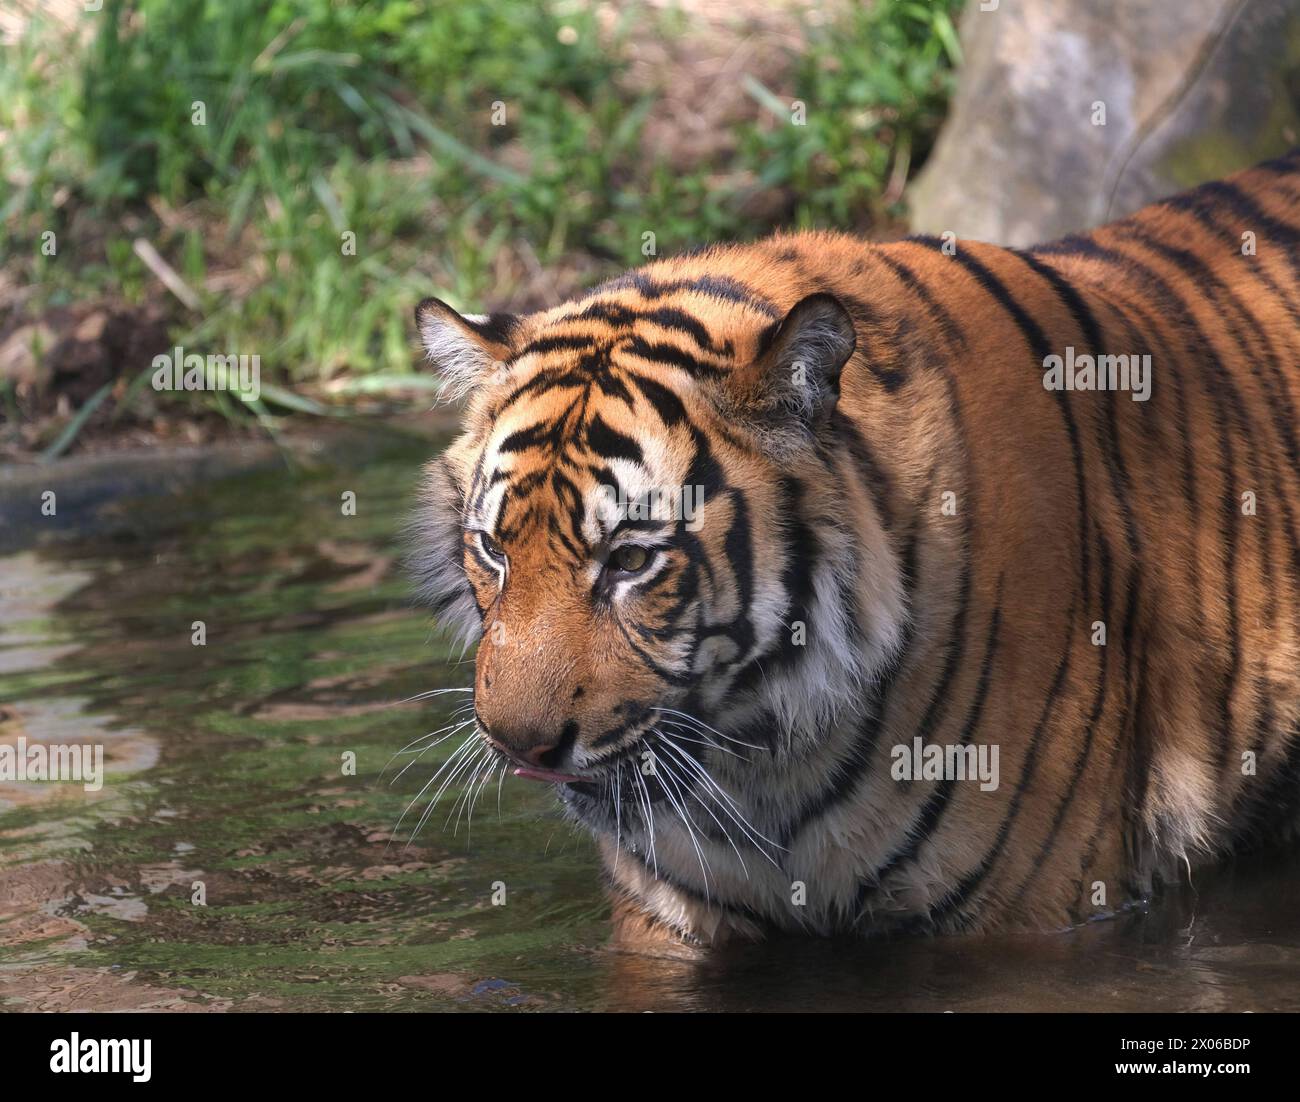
[414,151,1300,939]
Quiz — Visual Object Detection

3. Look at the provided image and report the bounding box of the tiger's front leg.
[598,836,765,953]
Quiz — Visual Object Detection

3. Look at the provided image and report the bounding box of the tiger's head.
[411,259,907,817]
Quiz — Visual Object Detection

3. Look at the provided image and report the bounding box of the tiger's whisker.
[652,707,764,750]
[652,749,712,898]
[633,765,658,877]
[652,732,749,876]
[451,743,497,836]
[393,729,479,845]
[416,737,488,841]
[612,759,623,875]
[389,686,475,707]
[387,719,476,783]
[656,733,785,860]
[654,719,749,761]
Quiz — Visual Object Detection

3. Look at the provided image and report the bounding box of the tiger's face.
[412,274,890,808]
[443,369,723,779]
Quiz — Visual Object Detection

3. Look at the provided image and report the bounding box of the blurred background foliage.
[0,0,963,440]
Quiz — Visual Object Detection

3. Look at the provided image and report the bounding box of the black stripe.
[1012,250,1144,560]
[585,414,643,465]
[1011,255,1147,836]
[507,334,598,363]
[757,476,822,674]
[912,600,1077,930]
[497,417,563,454]
[571,302,733,355]
[1070,689,1137,916]
[1118,621,1153,898]
[1252,147,1300,176]
[627,371,688,427]
[622,336,726,380]
[1111,224,1300,773]
[1082,284,1202,595]
[873,249,968,351]
[1156,190,1300,480]
[854,590,1004,921]
[492,368,586,416]
[1009,528,1115,908]
[830,411,897,531]
[587,273,780,317]
[1083,232,1252,783]
[919,240,1094,605]
[715,489,757,663]
[1168,178,1300,247]
[463,311,520,347]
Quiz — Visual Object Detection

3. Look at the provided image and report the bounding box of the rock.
[73,310,111,343]
[0,323,57,392]
[907,0,1300,246]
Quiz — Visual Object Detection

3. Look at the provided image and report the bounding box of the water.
[2,425,1299,1012]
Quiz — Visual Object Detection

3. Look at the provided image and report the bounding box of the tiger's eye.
[479,531,505,560]
[612,545,650,573]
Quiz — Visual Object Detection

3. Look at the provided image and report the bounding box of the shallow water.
[2,427,1299,1012]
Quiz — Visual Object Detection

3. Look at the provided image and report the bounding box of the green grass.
[743,0,962,226]
[0,0,964,431]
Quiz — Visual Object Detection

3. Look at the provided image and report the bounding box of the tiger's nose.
[478,717,562,767]
[509,740,559,767]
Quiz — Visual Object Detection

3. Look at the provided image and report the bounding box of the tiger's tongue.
[513,766,586,785]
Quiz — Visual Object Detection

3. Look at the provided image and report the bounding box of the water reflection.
[0,430,1297,1012]
[0,552,158,828]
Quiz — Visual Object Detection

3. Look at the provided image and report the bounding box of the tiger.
[410,149,1300,946]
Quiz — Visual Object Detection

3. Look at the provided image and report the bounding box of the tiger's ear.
[743,293,856,435]
[415,297,521,401]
